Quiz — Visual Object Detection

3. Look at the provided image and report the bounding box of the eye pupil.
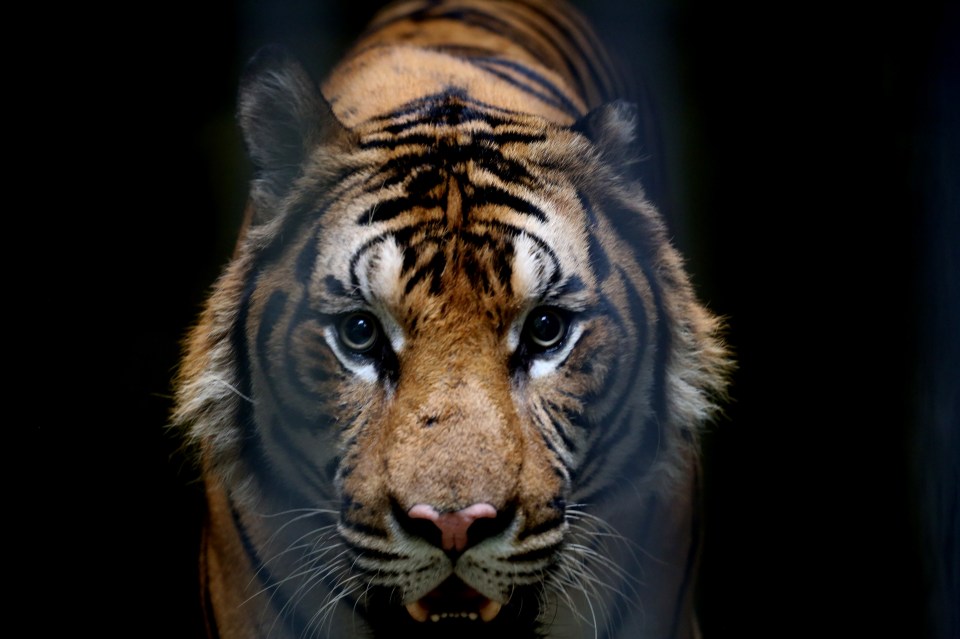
[339,312,379,352]
[526,308,567,349]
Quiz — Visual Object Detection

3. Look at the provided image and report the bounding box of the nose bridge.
[408,321,511,432]
[385,322,522,511]
[407,309,506,400]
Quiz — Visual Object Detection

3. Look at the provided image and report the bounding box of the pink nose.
[407,503,498,552]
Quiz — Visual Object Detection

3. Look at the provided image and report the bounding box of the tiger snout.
[382,371,524,514]
[392,344,565,505]
[339,342,568,626]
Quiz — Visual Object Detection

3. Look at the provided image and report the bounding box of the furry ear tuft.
[572,100,642,166]
[237,45,345,203]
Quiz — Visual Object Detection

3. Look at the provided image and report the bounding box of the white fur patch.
[365,237,403,307]
[507,233,582,374]
[351,237,406,354]
[510,233,551,302]
[323,325,378,382]
[528,323,584,379]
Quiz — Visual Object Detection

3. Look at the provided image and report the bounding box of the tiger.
[172,1,731,638]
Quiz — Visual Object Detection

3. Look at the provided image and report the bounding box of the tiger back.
[173,1,731,638]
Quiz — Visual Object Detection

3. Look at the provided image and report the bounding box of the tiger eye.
[338,312,380,353]
[525,307,567,350]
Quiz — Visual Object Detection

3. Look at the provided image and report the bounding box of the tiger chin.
[173,1,731,638]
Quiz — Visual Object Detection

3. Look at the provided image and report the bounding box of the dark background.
[74,1,957,637]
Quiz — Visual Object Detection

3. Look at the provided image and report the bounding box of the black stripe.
[404,246,446,295]
[227,498,314,635]
[383,169,427,192]
[364,137,536,188]
[254,290,325,426]
[359,196,443,225]
[448,4,597,108]
[573,268,652,496]
[262,416,331,506]
[494,130,547,144]
[340,539,404,563]
[226,499,346,636]
[631,260,672,473]
[580,195,611,281]
[378,90,490,132]
[361,129,546,151]
[494,241,514,294]
[517,515,565,542]
[294,223,321,284]
[517,1,614,104]
[348,235,390,292]
[359,133,438,150]
[248,289,339,499]
[469,185,547,221]
[576,276,665,504]
[324,274,347,297]
[551,274,586,298]
[368,92,531,135]
[472,58,581,117]
[339,500,390,539]
[475,56,582,113]
[419,7,561,73]
[507,542,562,563]
[543,399,579,454]
[285,292,337,394]
[530,409,572,476]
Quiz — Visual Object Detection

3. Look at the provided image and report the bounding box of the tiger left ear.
[572,100,641,166]
[237,45,349,211]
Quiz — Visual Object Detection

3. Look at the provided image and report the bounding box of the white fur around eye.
[349,238,406,354]
[508,310,584,379]
[528,322,583,379]
[324,325,378,382]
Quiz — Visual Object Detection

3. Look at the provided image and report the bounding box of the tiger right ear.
[571,100,642,168]
[237,45,348,206]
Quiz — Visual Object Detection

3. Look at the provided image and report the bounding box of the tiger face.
[238,92,645,630]
[174,3,729,638]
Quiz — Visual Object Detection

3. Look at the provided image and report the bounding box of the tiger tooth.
[479,600,502,622]
[405,601,429,622]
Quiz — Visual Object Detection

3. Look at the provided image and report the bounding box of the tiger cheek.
[340,427,393,521]
[516,417,568,528]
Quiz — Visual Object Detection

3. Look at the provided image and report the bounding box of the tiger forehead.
[326,223,578,335]
[307,94,594,330]
[361,229,525,313]
[353,94,551,196]
[324,93,593,246]
[396,250,520,340]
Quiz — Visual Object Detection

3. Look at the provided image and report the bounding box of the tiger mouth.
[404,577,503,623]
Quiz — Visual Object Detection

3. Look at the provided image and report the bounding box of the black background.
[62,1,957,637]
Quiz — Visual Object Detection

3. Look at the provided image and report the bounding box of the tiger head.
[174,36,729,639]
